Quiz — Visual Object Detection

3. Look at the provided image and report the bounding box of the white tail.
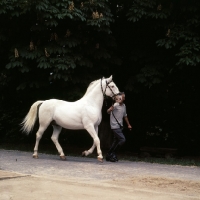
[21,101,44,134]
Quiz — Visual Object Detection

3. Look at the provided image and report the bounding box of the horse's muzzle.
[112,93,120,98]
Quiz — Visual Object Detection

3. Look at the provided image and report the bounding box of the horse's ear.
[107,75,113,83]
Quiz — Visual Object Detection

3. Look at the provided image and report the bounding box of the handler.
[106,92,132,162]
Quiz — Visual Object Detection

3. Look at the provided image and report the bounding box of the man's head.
[115,92,125,104]
[119,92,125,101]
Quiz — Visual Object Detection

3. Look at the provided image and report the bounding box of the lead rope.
[111,110,123,129]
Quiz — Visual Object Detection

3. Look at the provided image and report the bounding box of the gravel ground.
[0,149,200,182]
[0,149,200,200]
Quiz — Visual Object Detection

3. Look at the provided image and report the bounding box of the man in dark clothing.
[106,92,132,162]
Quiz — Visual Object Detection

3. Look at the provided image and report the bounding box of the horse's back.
[39,99,85,129]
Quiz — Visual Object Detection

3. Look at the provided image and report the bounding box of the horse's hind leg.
[51,125,66,160]
[33,125,46,158]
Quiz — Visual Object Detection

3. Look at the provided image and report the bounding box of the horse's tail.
[21,101,44,134]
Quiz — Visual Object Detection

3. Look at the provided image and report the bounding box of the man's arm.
[107,105,114,114]
[124,116,132,129]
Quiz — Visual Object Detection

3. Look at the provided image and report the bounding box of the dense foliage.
[0,0,200,155]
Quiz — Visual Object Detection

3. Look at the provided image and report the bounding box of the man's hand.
[110,105,114,111]
[124,117,132,131]
[128,125,132,131]
[107,105,114,114]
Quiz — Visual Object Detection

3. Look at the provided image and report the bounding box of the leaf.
[17,83,26,90]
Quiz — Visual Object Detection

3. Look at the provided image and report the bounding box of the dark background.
[0,0,200,157]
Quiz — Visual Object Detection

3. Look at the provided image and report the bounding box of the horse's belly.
[61,123,84,130]
[53,107,84,130]
[60,119,84,130]
[53,102,101,130]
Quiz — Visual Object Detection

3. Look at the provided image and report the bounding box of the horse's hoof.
[33,155,38,159]
[82,151,86,157]
[97,157,103,162]
[60,155,66,160]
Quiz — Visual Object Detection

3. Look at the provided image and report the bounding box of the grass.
[1,143,200,167]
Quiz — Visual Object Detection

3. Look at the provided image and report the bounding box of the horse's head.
[102,75,120,98]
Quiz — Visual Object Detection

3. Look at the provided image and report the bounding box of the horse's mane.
[83,79,101,97]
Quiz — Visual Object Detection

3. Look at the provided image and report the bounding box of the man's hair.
[119,92,125,95]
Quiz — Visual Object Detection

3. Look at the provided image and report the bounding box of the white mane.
[83,79,100,96]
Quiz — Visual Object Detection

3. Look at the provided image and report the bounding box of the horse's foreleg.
[82,143,96,157]
[51,125,66,160]
[85,125,103,162]
[33,126,46,158]
[82,126,98,157]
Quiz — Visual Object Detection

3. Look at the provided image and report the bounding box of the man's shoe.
[109,153,118,162]
[114,155,118,161]
[109,156,117,162]
[106,152,118,162]
[106,153,111,161]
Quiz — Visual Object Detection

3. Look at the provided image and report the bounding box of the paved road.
[0,149,200,182]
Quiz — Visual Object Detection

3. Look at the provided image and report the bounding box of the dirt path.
[0,149,200,200]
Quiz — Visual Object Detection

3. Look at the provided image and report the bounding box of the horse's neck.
[83,85,104,108]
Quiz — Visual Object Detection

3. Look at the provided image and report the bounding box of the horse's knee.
[36,132,43,140]
[94,137,100,145]
[51,136,56,142]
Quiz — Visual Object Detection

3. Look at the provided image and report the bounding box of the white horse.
[21,75,119,161]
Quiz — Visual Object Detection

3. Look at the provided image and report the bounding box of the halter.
[101,77,118,101]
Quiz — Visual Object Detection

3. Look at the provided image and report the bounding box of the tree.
[0,0,120,102]
[126,0,200,88]
[124,0,200,153]
[0,0,120,147]
[1,0,200,154]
